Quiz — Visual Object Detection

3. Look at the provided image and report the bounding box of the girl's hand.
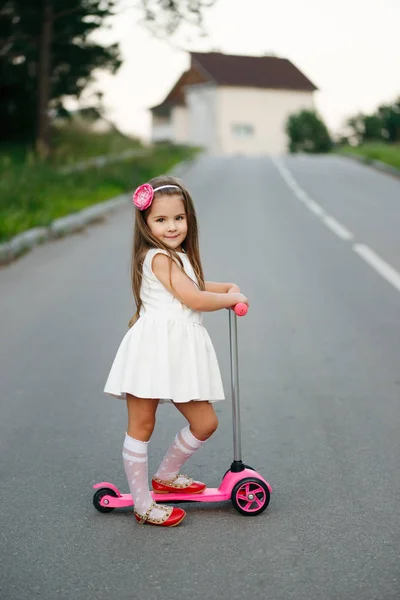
[228,283,240,294]
[230,293,249,307]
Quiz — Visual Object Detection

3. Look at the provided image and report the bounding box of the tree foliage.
[140,0,215,36]
[345,98,400,144]
[0,0,216,153]
[0,0,121,145]
[286,109,333,154]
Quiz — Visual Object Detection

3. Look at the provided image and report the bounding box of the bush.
[286,110,333,153]
[346,98,400,145]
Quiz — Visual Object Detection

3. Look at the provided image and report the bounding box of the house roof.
[151,52,317,113]
[151,68,209,114]
[191,52,318,92]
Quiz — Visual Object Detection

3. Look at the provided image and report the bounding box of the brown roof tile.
[191,52,317,91]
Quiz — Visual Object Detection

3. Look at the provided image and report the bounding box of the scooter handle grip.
[233,302,248,317]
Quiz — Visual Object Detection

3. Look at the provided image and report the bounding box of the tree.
[286,110,333,154]
[346,113,383,144]
[140,0,216,36]
[345,98,400,145]
[346,114,366,145]
[363,115,384,141]
[1,0,121,156]
[0,0,216,157]
[377,98,400,142]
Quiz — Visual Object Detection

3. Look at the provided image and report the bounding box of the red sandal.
[152,474,206,494]
[134,502,186,527]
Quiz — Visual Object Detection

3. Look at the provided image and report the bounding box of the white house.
[150,52,318,155]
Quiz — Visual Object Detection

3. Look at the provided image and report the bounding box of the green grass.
[51,124,142,164]
[340,143,400,171]
[0,123,141,167]
[0,142,196,242]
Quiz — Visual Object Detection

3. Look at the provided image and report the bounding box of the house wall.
[185,83,218,153]
[216,87,315,155]
[151,114,173,142]
[171,106,189,144]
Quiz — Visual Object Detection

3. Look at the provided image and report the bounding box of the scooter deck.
[151,488,227,502]
[135,488,228,507]
[94,469,271,510]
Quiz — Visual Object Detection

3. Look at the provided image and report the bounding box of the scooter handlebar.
[233,302,248,317]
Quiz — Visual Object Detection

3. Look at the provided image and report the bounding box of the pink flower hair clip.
[132,183,181,211]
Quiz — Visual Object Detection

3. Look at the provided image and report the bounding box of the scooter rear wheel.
[231,477,270,516]
[93,487,118,513]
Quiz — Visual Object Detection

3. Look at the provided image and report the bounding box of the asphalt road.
[1,155,399,600]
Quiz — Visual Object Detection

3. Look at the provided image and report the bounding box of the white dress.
[104,248,225,404]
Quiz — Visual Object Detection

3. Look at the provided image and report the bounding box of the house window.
[232,123,254,137]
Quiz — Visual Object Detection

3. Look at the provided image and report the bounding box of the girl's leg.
[123,394,184,524]
[126,394,159,441]
[153,401,218,485]
[173,400,219,441]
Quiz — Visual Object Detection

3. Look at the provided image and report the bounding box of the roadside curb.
[0,157,197,267]
[339,152,400,180]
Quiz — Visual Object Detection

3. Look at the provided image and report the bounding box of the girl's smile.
[147,194,188,251]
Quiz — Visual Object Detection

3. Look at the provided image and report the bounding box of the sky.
[79,0,400,141]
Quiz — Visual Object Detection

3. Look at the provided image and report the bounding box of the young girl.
[104,175,248,527]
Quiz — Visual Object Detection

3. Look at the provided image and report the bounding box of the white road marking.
[322,216,354,241]
[271,156,345,237]
[271,156,400,295]
[305,199,325,217]
[296,190,310,203]
[353,244,400,293]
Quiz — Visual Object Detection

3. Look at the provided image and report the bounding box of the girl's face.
[146,194,187,251]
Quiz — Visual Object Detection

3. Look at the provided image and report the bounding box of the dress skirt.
[104,314,225,404]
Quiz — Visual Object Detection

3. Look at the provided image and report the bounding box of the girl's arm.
[205,282,240,293]
[152,254,247,312]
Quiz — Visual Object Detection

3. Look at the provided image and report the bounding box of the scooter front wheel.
[231,477,270,516]
[93,487,118,513]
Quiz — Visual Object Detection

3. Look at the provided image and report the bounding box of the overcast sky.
[84,0,400,140]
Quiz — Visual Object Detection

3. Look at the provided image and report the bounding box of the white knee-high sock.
[122,434,170,520]
[154,426,205,483]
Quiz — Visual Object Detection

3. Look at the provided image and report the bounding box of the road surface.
[1,155,399,600]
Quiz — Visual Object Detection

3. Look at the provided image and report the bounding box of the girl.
[104,175,248,527]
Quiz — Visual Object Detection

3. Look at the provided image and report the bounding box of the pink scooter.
[93,304,272,517]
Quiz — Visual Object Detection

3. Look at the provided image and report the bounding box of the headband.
[132,183,181,211]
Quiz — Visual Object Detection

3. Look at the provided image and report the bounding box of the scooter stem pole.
[229,309,242,462]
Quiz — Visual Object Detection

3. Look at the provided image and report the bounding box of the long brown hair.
[128,175,205,327]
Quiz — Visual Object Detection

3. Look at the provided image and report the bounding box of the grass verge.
[0,143,195,243]
[0,123,141,167]
[339,143,400,171]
